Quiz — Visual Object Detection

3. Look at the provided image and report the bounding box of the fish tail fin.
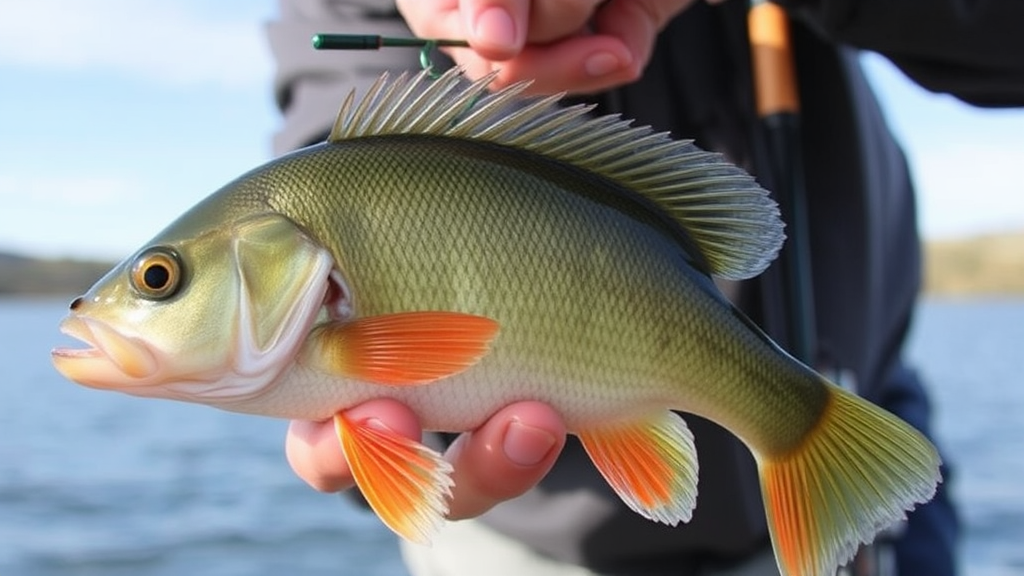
[756,384,941,576]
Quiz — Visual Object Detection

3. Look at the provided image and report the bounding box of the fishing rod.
[747,0,816,366]
[748,3,897,575]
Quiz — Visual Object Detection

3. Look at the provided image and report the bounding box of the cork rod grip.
[748,2,800,117]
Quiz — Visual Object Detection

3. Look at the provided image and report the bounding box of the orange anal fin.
[756,385,941,576]
[334,411,454,544]
[578,411,698,526]
[305,311,500,385]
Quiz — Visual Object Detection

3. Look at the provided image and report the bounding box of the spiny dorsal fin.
[329,69,784,280]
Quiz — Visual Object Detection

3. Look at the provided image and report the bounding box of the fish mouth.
[52,316,159,387]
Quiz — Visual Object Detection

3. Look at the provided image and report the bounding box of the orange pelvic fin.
[306,311,499,385]
[578,411,698,525]
[334,411,454,544]
[756,385,941,576]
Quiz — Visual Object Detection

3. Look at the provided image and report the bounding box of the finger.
[457,0,611,58]
[285,398,422,493]
[486,35,638,95]
[445,401,566,520]
[397,0,525,75]
[521,0,604,44]
[458,0,531,59]
[593,0,696,72]
[396,0,463,44]
[400,0,530,60]
[460,0,696,93]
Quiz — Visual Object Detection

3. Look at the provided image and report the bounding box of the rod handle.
[749,2,800,116]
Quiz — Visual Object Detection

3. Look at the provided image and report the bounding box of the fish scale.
[52,70,940,576]
[275,139,717,402]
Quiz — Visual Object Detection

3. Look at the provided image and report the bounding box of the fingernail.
[364,418,391,432]
[474,7,517,49]
[585,51,627,77]
[503,420,557,467]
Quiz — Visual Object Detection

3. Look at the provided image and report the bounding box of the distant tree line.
[923,231,1024,296]
[0,251,114,296]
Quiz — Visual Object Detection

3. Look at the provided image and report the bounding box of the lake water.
[1,297,1022,576]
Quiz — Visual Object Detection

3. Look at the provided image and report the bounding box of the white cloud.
[0,0,272,88]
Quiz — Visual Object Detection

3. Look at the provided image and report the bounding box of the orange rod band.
[749,2,800,116]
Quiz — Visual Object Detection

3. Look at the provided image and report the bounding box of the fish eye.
[130,247,184,300]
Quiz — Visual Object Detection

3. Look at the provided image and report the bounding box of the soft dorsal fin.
[328,69,784,280]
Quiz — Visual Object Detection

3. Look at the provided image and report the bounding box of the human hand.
[285,398,567,519]
[395,0,699,94]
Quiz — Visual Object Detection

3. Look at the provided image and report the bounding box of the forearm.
[778,0,1024,106]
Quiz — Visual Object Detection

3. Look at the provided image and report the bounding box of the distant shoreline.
[2,229,1022,297]
[0,252,113,297]
[923,230,1024,297]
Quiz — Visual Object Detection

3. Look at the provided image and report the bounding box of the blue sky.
[1,0,1022,260]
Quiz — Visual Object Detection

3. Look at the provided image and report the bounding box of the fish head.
[52,212,336,405]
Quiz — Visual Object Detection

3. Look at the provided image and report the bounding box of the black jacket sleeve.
[778,0,1024,106]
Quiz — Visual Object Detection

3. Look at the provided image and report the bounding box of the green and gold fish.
[52,69,939,576]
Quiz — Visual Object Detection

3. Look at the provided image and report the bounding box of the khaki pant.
[401,519,780,576]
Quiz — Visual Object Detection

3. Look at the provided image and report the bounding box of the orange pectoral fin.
[578,411,698,526]
[334,412,454,544]
[304,311,500,385]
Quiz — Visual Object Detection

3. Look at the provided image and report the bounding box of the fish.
[51,68,940,576]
